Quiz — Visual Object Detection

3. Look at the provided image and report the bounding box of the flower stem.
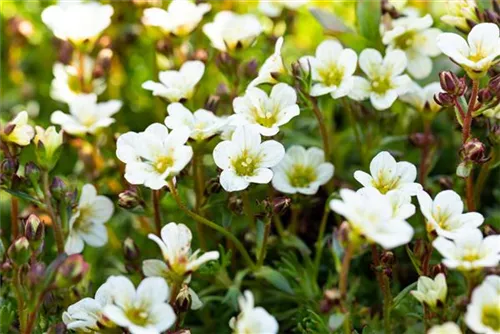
[193,147,207,249]
[463,79,479,212]
[288,204,300,234]
[419,117,432,186]
[11,197,19,239]
[307,94,330,160]
[339,241,354,334]
[257,218,271,267]
[241,191,255,230]
[78,50,88,93]
[371,245,392,333]
[24,288,50,334]
[313,204,330,281]
[168,180,256,269]
[13,266,26,333]
[42,172,64,254]
[152,189,162,236]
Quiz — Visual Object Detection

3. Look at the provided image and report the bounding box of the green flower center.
[254,110,277,128]
[232,151,261,176]
[371,76,393,94]
[461,247,480,262]
[154,156,174,174]
[287,164,316,188]
[318,65,344,87]
[482,303,500,331]
[125,307,150,326]
[371,173,400,194]
[393,31,416,50]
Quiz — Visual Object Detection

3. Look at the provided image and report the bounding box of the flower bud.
[204,95,220,113]
[54,254,89,288]
[1,158,19,177]
[155,38,172,55]
[7,237,31,265]
[381,251,395,267]
[216,83,230,96]
[438,176,453,190]
[245,59,258,78]
[431,263,447,277]
[215,52,235,72]
[460,138,489,163]
[50,177,67,201]
[228,195,244,215]
[409,132,434,148]
[319,288,341,313]
[93,48,113,78]
[438,71,466,96]
[175,285,193,313]
[123,237,140,262]
[434,92,455,107]
[477,88,493,103]
[192,49,208,63]
[489,124,500,145]
[34,126,63,171]
[24,214,44,243]
[25,162,41,184]
[118,189,142,210]
[291,61,302,78]
[27,262,46,287]
[488,74,500,97]
[204,177,222,196]
[483,224,498,236]
[272,197,291,216]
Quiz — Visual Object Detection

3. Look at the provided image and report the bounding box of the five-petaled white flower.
[116,124,193,190]
[142,61,205,102]
[329,187,415,249]
[354,151,422,196]
[103,276,176,334]
[441,0,478,32]
[428,322,462,334]
[299,40,357,98]
[50,94,122,136]
[410,273,448,309]
[437,23,500,78]
[65,184,114,255]
[145,222,220,280]
[142,0,211,36]
[231,83,300,136]
[229,290,279,334]
[41,2,113,45]
[51,57,106,103]
[213,125,285,192]
[203,11,263,52]
[249,37,285,87]
[433,229,500,271]
[373,189,416,221]
[62,279,115,332]
[348,49,412,110]
[258,0,308,18]
[417,190,484,239]
[382,14,442,79]
[1,111,34,146]
[400,82,443,113]
[272,145,334,195]
[165,103,225,141]
[465,275,500,334]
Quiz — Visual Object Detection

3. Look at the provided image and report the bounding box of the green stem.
[313,204,330,281]
[11,197,19,239]
[306,94,330,160]
[288,204,300,234]
[152,189,162,236]
[241,191,255,230]
[168,180,256,269]
[42,172,64,254]
[193,147,207,249]
[382,275,393,333]
[339,241,354,334]
[463,80,479,212]
[13,266,26,333]
[257,219,271,268]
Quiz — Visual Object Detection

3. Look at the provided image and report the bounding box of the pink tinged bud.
[8,237,31,265]
[460,138,489,164]
[477,88,492,103]
[434,92,455,108]
[438,71,467,96]
[123,237,140,262]
[54,254,89,288]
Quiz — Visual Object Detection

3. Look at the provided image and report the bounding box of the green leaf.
[391,281,417,310]
[356,0,382,47]
[308,7,353,34]
[1,188,44,207]
[255,219,265,256]
[282,234,311,256]
[254,266,294,294]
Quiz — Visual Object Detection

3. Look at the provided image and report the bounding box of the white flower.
[400,82,443,113]
[441,0,478,32]
[1,111,34,146]
[271,145,333,195]
[229,290,279,334]
[142,61,205,102]
[348,49,412,110]
[203,11,263,52]
[51,57,106,103]
[145,222,220,279]
[50,94,122,136]
[437,23,500,78]
[410,273,447,309]
[465,275,500,334]
[329,187,414,249]
[33,126,63,170]
[433,229,500,271]
[428,322,462,334]
[382,14,441,79]
[103,276,176,334]
[165,103,225,141]
[213,125,285,192]
[249,37,285,87]
[353,151,422,196]
[231,83,300,136]
[62,280,115,332]
[381,189,416,220]
[41,2,113,45]
[299,40,357,98]
[64,184,114,255]
[417,190,484,239]
[142,0,211,36]
[258,0,308,17]
[116,124,193,190]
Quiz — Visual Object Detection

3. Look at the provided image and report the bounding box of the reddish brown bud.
[477,88,492,103]
[55,254,89,288]
[439,71,467,96]
[123,237,140,262]
[431,263,447,277]
[434,92,455,107]
[460,138,489,163]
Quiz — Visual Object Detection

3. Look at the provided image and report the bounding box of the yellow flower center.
[154,155,174,174]
[393,31,416,50]
[371,75,393,95]
[461,247,480,262]
[318,65,344,87]
[125,308,150,326]
[371,172,400,194]
[232,151,261,176]
[481,303,500,331]
[287,164,316,188]
[254,110,277,128]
